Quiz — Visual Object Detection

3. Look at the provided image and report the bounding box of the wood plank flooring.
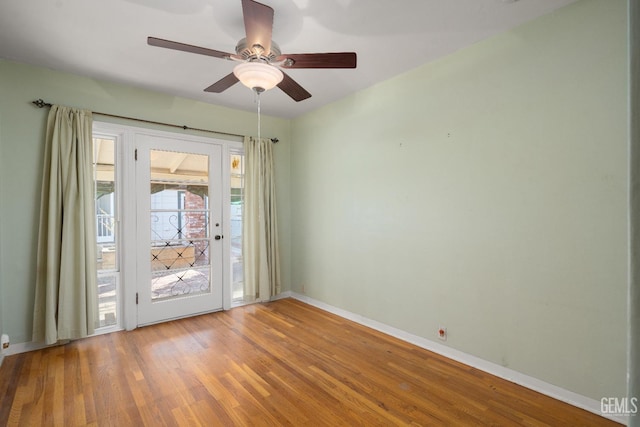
[0,298,620,426]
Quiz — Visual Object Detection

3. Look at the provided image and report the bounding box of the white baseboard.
[290,292,627,425]
[271,290,292,301]
[3,340,57,357]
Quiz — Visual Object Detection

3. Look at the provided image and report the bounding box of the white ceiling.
[0,0,578,119]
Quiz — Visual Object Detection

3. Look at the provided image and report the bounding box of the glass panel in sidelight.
[93,136,119,328]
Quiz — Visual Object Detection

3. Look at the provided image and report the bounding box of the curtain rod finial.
[271,138,279,143]
[32,99,51,108]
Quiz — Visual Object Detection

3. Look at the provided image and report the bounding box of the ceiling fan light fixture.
[233,62,283,92]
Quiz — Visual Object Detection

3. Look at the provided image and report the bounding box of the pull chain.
[257,90,261,141]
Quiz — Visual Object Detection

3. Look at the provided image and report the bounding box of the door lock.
[214,235,223,240]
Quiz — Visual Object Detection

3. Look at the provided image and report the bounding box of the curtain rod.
[31,99,278,143]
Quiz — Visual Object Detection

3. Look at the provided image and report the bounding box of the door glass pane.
[93,136,119,328]
[230,153,244,302]
[150,149,211,301]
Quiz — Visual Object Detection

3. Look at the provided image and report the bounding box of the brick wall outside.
[184,190,209,266]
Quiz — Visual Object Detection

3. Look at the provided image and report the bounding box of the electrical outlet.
[438,327,447,341]
[1,334,9,350]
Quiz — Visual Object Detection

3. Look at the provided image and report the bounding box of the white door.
[136,134,223,325]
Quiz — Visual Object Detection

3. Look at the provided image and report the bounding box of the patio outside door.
[136,134,223,325]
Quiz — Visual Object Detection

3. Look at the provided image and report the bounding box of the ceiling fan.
[148,0,357,102]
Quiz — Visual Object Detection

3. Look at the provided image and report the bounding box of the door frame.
[93,122,242,331]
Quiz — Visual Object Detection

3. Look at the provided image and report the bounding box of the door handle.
[214,235,223,240]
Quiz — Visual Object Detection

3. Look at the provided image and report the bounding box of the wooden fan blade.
[148,37,232,59]
[204,73,240,93]
[241,0,273,56]
[277,72,311,102]
[277,52,357,69]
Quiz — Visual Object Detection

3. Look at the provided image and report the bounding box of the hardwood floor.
[0,298,620,426]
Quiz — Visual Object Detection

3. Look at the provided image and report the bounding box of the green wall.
[290,0,628,400]
[0,60,292,345]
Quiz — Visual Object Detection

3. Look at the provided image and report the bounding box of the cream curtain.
[33,105,97,345]
[242,136,281,301]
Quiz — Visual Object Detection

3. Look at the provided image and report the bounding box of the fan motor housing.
[235,38,281,62]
